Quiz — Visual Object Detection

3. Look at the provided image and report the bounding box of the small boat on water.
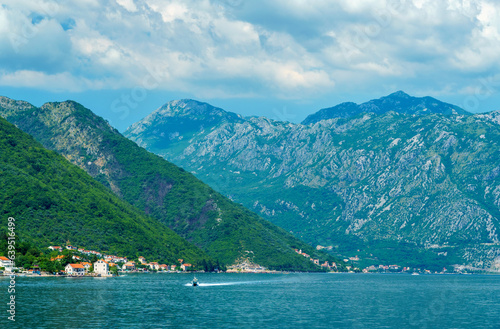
[192,276,199,286]
[411,272,420,276]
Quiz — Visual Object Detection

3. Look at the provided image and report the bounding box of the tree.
[109,266,118,276]
[61,252,73,267]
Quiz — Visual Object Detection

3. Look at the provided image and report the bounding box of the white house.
[81,262,92,273]
[65,264,85,276]
[123,262,135,271]
[94,260,110,276]
[0,256,14,271]
[148,262,160,270]
[180,263,192,271]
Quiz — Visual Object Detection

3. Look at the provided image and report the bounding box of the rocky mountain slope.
[124,93,500,269]
[0,116,208,264]
[0,96,340,271]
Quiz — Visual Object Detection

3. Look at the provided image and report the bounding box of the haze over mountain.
[0,96,341,271]
[125,92,500,269]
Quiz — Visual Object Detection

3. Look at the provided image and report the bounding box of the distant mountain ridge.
[302,91,470,124]
[0,96,341,271]
[124,92,500,269]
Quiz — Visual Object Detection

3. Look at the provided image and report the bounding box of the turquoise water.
[1,273,499,328]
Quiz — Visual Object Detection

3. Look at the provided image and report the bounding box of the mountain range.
[0,96,340,271]
[124,91,500,269]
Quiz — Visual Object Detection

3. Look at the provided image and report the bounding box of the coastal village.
[0,244,195,277]
[293,248,338,271]
[0,242,343,276]
[60,244,194,273]
[2,242,494,276]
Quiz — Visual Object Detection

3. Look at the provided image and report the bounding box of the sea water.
[1,273,499,328]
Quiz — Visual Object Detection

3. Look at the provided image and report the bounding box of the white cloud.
[116,0,138,12]
[147,1,191,23]
[1,0,500,102]
[450,1,500,72]
[0,70,109,92]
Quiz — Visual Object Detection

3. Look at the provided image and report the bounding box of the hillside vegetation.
[0,116,208,265]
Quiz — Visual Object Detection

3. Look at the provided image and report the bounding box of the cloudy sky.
[1,0,500,130]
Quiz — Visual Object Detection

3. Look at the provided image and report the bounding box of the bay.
[1,273,499,328]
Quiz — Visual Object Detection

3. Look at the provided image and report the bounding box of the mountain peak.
[0,95,37,115]
[168,98,216,111]
[125,99,244,142]
[302,91,469,125]
[146,99,243,122]
[386,90,410,99]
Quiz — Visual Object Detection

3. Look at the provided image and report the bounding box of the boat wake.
[184,280,275,287]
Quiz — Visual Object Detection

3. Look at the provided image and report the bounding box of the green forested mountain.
[0,116,207,265]
[124,93,500,270]
[0,97,339,271]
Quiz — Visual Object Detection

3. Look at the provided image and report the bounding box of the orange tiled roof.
[69,264,85,269]
[0,256,10,261]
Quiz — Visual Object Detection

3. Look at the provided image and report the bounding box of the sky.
[1,0,500,131]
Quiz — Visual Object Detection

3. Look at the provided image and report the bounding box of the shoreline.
[2,270,499,278]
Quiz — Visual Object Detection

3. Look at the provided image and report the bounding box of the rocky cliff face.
[124,94,500,268]
[0,98,125,195]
